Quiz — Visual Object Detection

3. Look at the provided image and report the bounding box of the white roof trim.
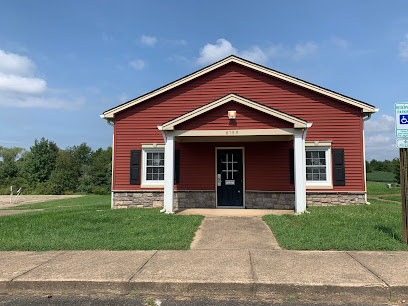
[101,55,376,119]
[161,93,308,130]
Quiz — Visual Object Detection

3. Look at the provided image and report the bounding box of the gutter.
[100,114,114,126]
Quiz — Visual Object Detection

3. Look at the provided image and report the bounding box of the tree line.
[366,158,400,183]
[0,138,112,195]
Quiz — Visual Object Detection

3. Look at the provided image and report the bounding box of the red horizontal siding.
[113,62,364,192]
[177,101,293,130]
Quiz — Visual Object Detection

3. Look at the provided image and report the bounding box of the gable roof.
[101,55,377,119]
[161,93,308,130]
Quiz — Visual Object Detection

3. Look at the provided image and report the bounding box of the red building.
[101,56,377,213]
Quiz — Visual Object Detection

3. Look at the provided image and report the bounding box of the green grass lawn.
[367,171,395,182]
[263,199,408,251]
[367,181,400,195]
[0,195,204,251]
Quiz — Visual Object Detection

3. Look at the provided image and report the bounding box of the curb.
[0,280,397,303]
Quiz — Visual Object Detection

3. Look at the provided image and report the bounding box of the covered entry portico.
[158,94,312,214]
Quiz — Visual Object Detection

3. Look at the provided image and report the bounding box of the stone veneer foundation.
[112,191,367,209]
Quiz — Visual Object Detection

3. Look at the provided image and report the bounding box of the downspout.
[362,108,379,204]
[158,126,167,213]
[100,115,115,208]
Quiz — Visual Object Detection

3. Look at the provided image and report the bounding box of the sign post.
[396,103,408,244]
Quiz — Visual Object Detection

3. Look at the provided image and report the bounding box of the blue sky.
[0,0,407,161]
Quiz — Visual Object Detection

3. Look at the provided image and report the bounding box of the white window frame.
[305,144,332,189]
[141,147,165,187]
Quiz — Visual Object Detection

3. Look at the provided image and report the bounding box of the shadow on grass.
[375,225,403,243]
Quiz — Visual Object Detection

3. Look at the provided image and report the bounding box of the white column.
[294,132,306,214]
[163,134,175,214]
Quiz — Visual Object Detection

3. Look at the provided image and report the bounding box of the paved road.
[0,296,390,306]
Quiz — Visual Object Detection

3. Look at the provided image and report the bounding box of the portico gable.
[158,94,311,214]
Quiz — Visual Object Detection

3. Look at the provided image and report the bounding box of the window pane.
[319,167,325,174]
[306,159,312,165]
[306,174,312,180]
[321,174,326,180]
[159,174,164,180]
[319,151,325,158]
[312,174,319,180]
[146,173,152,180]
[306,151,311,158]
[311,151,318,158]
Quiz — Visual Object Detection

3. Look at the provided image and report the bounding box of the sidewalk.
[0,249,407,303]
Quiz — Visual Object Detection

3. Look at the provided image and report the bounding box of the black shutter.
[289,148,294,185]
[174,149,180,184]
[130,150,141,184]
[332,149,345,186]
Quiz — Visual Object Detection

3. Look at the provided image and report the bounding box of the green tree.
[0,146,25,179]
[365,160,372,173]
[23,138,59,184]
[90,147,112,187]
[70,143,92,166]
[393,158,401,184]
[49,148,85,194]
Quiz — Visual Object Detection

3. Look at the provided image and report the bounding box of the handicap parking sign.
[396,103,408,144]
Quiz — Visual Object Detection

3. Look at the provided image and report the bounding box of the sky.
[0,0,407,161]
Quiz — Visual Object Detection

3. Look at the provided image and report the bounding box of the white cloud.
[364,114,398,160]
[293,42,318,60]
[0,92,84,110]
[166,39,187,46]
[330,37,350,48]
[119,93,129,103]
[197,39,237,65]
[0,72,46,94]
[129,59,146,70]
[365,114,394,133]
[141,35,158,47]
[0,49,35,76]
[196,39,318,66]
[365,134,397,161]
[399,34,408,61]
[239,46,268,65]
[0,48,84,110]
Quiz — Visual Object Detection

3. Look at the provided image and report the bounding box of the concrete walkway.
[191,217,281,250]
[0,250,407,303]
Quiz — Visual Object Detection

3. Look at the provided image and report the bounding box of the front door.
[217,149,244,207]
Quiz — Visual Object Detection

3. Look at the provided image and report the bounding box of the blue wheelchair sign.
[401,115,408,124]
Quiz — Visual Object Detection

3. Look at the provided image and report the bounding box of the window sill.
[306,184,333,190]
[140,184,164,189]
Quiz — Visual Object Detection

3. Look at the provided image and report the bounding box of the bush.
[91,186,110,195]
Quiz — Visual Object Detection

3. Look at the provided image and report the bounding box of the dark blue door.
[217,149,243,207]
